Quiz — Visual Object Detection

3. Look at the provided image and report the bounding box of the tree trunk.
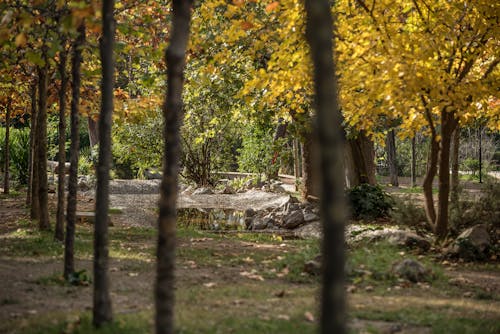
[345,132,376,187]
[435,111,457,240]
[156,1,192,333]
[269,118,288,179]
[305,0,347,332]
[36,64,50,230]
[27,81,37,206]
[450,126,460,207]
[3,97,11,194]
[93,1,114,326]
[293,139,300,191]
[65,22,85,280]
[411,136,416,188]
[301,131,319,200]
[55,46,69,242]
[386,129,398,186]
[88,116,99,148]
[423,134,438,227]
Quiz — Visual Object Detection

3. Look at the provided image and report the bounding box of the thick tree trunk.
[36,64,50,230]
[435,111,458,240]
[93,2,114,327]
[305,1,347,333]
[3,97,11,194]
[55,46,69,242]
[411,136,416,188]
[386,129,399,186]
[156,1,192,333]
[450,126,460,207]
[27,81,37,206]
[65,23,85,280]
[88,116,99,148]
[345,132,376,187]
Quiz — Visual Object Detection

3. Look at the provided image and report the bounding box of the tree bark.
[435,111,458,240]
[36,64,50,230]
[55,45,69,242]
[27,81,37,206]
[423,134,438,227]
[3,97,11,194]
[301,130,319,199]
[156,1,192,333]
[93,1,114,326]
[450,126,460,207]
[386,129,398,186]
[269,118,288,179]
[411,136,416,188]
[65,22,85,280]
[305,1,347,333]
[345,132,376,187]
[293,139,300,191]
[88,116,99,148]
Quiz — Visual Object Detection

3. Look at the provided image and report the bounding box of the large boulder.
[392,259,430,283]
[347,227,431,251]
[281,210,305,229]
[294,221,322,239]
[449,225,491,260]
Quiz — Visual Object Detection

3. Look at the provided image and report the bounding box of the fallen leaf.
[304,311,315,322]
[203,282,216,288]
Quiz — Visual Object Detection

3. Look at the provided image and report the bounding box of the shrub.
[10,128,30,184]
[347,183,394,220]
[391,195,429,232]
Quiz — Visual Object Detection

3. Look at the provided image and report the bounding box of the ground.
[0,180,499,334]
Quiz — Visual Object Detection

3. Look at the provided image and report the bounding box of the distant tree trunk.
[88,116,99,148]
[305,0,347,333]
[93,1,114,327]
[293,139,300,191]
[36,64,50,230]
[410,136,416,188]
[435,111,458,240]
[3,97,11,194]
[65,22,85,280]
[301,131,319,199]
[27,81,37,206]
[386,129,399,186]
[156,1,192,333]
[423,134,438,228]
[269,118,288,179]
[450,126,460,206]
[345,132,376,187]
[55,45,69,242]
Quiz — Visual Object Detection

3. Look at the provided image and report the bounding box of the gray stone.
[219,185,235,194]
[192,187,214,195]
[270,183,286,193]
[303,212,320,223]
[385,231,431,251]
[450,224,491,260]
[282,210,305,229]
[144,168,162,179]
[392,259,429,283]
[252,217,272,230]
[294,222,322,239]
[348,227,431,251]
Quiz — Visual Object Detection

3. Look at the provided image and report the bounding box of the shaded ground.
[0,184,499,333]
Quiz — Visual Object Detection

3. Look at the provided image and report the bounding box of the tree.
[64,22,85,281]
[386,129,399,187]
[156,0,193,333]
[3,96,11,194]
[93,0,115,327]
[304,0,346,332]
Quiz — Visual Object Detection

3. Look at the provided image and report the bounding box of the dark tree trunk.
[55,45,69,242]
[36,64,50,230]
[411,136,416,188]
[345,132,376,187]
[301,131,319,200]
[435,111,457,240]
[93,1,114,327]
[386,129,399,186]
[64,23,85,280]
[293,139,300,191]
[88,116,99,148]
[423,134,438,227]
[27,81,37,206]
[450,126,460,207]
[156,1,192,333]
[269,118,288,179]
[305,1,347,333]
[3,97,11,194]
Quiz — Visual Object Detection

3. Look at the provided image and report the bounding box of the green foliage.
[461,158,480,175]
[10,128,30,184]
[67,269,92,286]
[347,184,394,220]
[391,195,429,232]
[112,108,163,179]
[78,147,94,176]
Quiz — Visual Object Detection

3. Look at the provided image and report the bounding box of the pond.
[177,208,246,231]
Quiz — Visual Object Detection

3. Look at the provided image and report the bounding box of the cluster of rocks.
[243,196,319,231]
[181,178,289,196]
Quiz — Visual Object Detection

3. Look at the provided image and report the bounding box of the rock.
[303,212,320,223]
[252,217,273,230]
[244,208,257,218]
[348,227,431,251]
[385,231,431,251]
[144,168,162,179]
[192,187,214,195]
[392,259,429,283]
[294,222,322,239]
[449,224,491,260]
[182,185,194,195]
[270,183,286,193]
[281,210,305,229]
[219,185,235,194]
[78,179,91,191]
[304,255,322,275]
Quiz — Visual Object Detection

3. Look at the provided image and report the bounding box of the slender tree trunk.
[411,136,416,188]
[305,1,346,333]
[450,126,460,206]
[423,134,438,227]
[435,111,457,240]
[269,118,288,179]
[301,131,318,199]
[293,139,300,191]
[55,46,69,242]
[27,81,37,206]
[36,64,50,230]
[88,116,99,148]
[3,97,11,194]
[93,1,114,326]
[65,23,85,280]
[156,1,192,333]
[386,129,398,186]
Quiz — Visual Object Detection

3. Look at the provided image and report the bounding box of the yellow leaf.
[15,33,27,47]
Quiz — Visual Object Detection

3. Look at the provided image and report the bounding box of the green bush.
[347,184,394,220]
[391,195,429,232]
[10,128,30,184]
